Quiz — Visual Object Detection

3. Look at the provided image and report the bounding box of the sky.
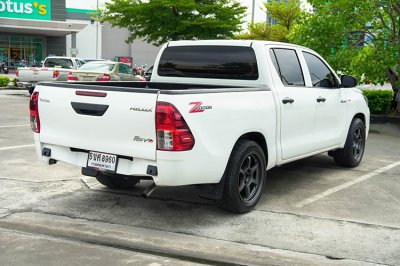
[239,0,267,26]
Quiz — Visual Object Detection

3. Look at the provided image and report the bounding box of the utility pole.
[96,0,99,59]
[251,0,255,24]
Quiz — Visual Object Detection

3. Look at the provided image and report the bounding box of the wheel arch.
[353,113,366,125]
[198,131,269,201]
[238,132,269,164]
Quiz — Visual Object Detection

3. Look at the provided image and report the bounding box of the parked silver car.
[68,61,145,82]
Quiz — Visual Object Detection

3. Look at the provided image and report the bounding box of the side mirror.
[341,75,357,88]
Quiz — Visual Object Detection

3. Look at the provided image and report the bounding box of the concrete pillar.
[71,32,77,57]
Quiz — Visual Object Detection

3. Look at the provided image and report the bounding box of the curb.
[0,87,26,90]
[371,114,400,124]
[0,212,368,266]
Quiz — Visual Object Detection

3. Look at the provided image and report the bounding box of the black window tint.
[158,46,258,80]
[303,52,337,88]
[271,49,305,86]
[44,58,73,69]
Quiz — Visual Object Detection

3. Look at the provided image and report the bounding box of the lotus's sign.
[0,0,51,21]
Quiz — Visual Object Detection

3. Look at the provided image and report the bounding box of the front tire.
[217,140,266,213]
[95,172,140,189]
[332,118,366,167]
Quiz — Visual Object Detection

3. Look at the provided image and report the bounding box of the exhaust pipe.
[141,183,157,198]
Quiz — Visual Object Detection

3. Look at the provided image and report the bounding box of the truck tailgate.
[38,85,158,160]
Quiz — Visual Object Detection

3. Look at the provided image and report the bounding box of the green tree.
[289,0,400,105]
[264,0,302,31]
[236,0,301,42]
[99,0,246,46]
[236,22,288,41]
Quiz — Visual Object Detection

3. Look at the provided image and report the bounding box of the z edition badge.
[189,102,212,113]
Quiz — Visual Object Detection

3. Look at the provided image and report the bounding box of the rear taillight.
[30,92,40,133]
[68,72,78,81]
[96,73,111,81]
[16,69,19,77]
[156,102,195,151]
[53,70,60,79]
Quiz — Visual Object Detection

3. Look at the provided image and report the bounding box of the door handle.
[71,102,109,116]
[316,96,326,103]
[282,97,294,104]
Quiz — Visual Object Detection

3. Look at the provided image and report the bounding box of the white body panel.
[17,57,83,87]
[33,40,370,186]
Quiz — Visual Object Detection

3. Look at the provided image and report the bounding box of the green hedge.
[362,89,394,114]
[0,76,9,87]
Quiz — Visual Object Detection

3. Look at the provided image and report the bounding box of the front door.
[301,51,348,150]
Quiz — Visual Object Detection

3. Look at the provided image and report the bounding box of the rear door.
[38,84,159,160]
[118,64,135,81]
[269,48,317,160]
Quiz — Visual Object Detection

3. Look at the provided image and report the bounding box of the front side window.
[270,48,305,86]
[158,46,259,80]
[303,52,337,88]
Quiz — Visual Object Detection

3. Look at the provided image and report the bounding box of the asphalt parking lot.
[0,91,399,265]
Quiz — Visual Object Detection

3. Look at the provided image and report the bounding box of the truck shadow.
[31,153,357,232]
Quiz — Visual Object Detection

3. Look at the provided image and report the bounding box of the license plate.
[87,151,117,172]
[82,76,94,81]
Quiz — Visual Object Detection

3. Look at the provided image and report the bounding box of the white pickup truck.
[30,40,370,213]
[17,56,86,94]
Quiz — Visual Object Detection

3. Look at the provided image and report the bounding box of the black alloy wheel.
[352,126,364,161]
[332,118,366,167]
[238,154,263,206]
[217,140,266,213]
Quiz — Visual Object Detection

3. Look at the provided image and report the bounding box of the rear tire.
[332,118,366,167]
[217,140,266,213]
[95,172,140,189]
[28,86,35,95]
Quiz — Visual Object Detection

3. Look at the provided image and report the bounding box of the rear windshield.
[158,46,258,80]
[44,58,74,69]
[80,63,115,71]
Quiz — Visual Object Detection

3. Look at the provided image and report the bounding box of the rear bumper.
[35,136,225,186]
[19,82,35,88]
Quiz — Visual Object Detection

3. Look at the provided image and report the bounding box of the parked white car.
[17,56,86,94]
[30,40,370,213]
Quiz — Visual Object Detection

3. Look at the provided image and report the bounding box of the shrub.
[0,76,10,87]
[12,77,17,87]
[362,89,394,114]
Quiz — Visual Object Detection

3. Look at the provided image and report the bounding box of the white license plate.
[87,151,117,172]
[82,76,94,81]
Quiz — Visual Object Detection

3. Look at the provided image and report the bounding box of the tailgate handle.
[71,102,109,116]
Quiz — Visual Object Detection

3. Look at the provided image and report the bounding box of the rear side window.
[44,58,73,69]
[158,46,258,80]
[270,48,305,86]
[119,64,133,74]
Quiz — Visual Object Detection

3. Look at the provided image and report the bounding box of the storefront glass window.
[0,35,43,68]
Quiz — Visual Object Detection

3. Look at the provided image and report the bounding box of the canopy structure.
[0,17,87,36]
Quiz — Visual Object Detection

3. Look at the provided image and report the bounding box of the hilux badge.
[130,107,152,112]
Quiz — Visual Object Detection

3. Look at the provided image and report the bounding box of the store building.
[0,0,159,70]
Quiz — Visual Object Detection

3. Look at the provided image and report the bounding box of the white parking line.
[0,125,29,128]
[0,144,35,151]
[295,161,400,208]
